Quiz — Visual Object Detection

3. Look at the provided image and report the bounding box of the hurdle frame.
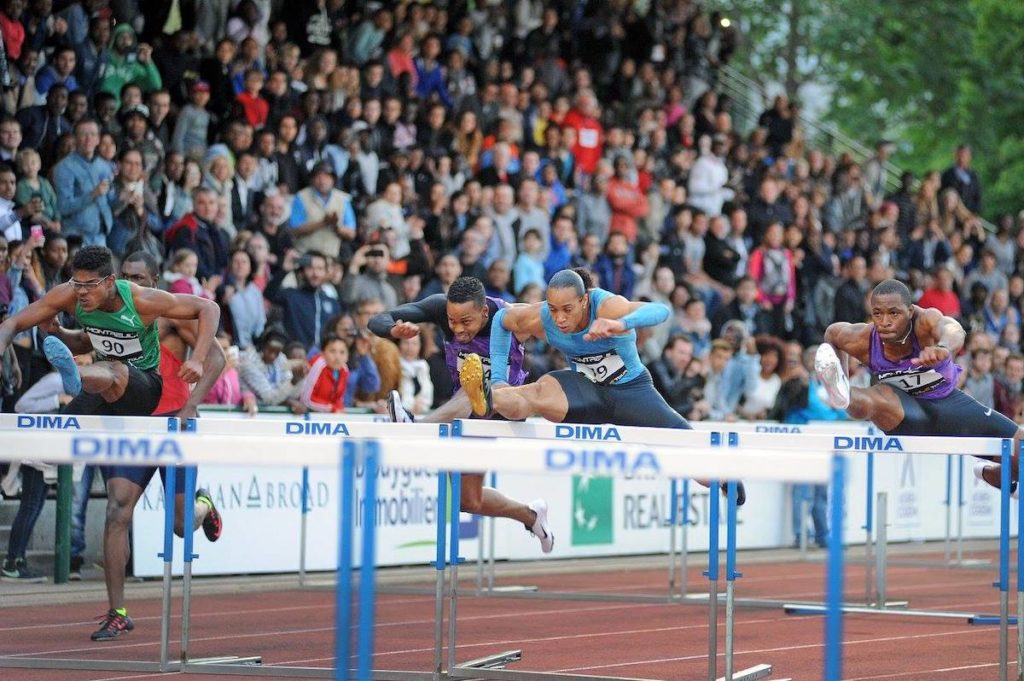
[0,425,841,681]
[1,419,1017,681]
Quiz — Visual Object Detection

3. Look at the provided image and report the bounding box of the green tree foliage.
[718,0,1022,219]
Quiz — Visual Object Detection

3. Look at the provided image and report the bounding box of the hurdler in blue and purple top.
[368,293,528,388]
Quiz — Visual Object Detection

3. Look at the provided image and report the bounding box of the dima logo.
[17,415,81,429]
[285,422,351,436]
[546,448,660,476]
[755,424,801,433]
[571,475,613,546]
[833,436,903,451]
[72,437,183,462]
[555,425,622,441]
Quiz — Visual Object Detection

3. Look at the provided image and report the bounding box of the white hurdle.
[0,424,841,681]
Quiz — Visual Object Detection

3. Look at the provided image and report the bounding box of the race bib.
[876,367,946,396]
[573,350,627,385]
[86,328,143,360]
[457,351,491,382]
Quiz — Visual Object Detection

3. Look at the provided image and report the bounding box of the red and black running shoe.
[91,608,134,641]
[196,488,223,542]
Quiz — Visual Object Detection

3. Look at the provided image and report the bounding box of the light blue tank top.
[541,288,646,385]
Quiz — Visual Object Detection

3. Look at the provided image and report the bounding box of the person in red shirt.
[560,90,604,176]
[234,69,269,130]
[917,267,962,319]
[606,156,649,242]
[301,333,350,413]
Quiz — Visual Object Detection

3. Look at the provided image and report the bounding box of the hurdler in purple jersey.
[369,294,528,388]
[445,298,527,388]
[867,324,961,400]
[817,278,1020,495]
[368,276,555,553]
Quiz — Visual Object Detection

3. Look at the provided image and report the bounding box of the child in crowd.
[234,69,269,130]
[397,331,433,416]
[163,248,214,299]
[204,331,258,415]
[172,81,213,160]
[14,149,60,232]
[513,229,546,295]
[301,333,349,413]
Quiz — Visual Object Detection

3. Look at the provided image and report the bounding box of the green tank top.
[75,279,160,371]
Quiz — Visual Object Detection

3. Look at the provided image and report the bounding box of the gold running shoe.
[459,353,492,417]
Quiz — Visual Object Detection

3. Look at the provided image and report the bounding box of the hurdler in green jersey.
[0,245,219,417]
[75,278,161,371]
[0,245,221,641]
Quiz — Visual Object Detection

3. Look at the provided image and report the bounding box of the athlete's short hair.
[71,245,114,278]
[871,279,912,306]
[122,250,160,278]
[548,269,585,296]
[447,276,486,307]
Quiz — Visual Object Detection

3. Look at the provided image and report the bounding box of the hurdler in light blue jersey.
[540,287,647,385]
[464,270,745,505]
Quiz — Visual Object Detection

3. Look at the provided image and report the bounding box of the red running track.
[0,552,1016,681]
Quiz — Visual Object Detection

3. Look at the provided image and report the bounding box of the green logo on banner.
[571,475,613,545]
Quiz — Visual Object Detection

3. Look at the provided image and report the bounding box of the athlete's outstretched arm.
[132,286,220,382]
[489,304,542,385]
[912,308,966,367]
[368,294,447,339]
[585,296,670,341]
[170,314,227,418]
[0,285,75,355]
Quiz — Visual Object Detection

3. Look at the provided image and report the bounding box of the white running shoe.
[975,461,1019,499]
[814,343,850,409]
[527,499,554,553]
[386,390,415,423]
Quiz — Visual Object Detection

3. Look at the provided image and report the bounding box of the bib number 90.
[100,339,125,355]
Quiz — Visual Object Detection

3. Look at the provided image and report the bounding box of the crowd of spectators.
[0,0,1022,433]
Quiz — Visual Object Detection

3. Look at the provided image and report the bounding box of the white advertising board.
[132,451,1012,577]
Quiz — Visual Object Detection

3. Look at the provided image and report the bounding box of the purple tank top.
[444,297,528,388]
[868,326,960,400]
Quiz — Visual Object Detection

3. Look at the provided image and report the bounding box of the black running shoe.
[91,608,134,641]
[386,390,415,423]
[196,488,223,542]
[1,558,46,583]
[69,555,84,581]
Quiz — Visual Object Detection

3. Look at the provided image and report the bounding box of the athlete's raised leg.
[816,343,905,431]
[845,384,906,433]
[80,363,130,402]
[491,377,569,422]
[44,336,130,403]
[461,354,569,421]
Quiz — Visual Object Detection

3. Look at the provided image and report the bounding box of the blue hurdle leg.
[357,443,379,681]
[335,442,356,680]
[180,465,198,664]
[825,455,847,681]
